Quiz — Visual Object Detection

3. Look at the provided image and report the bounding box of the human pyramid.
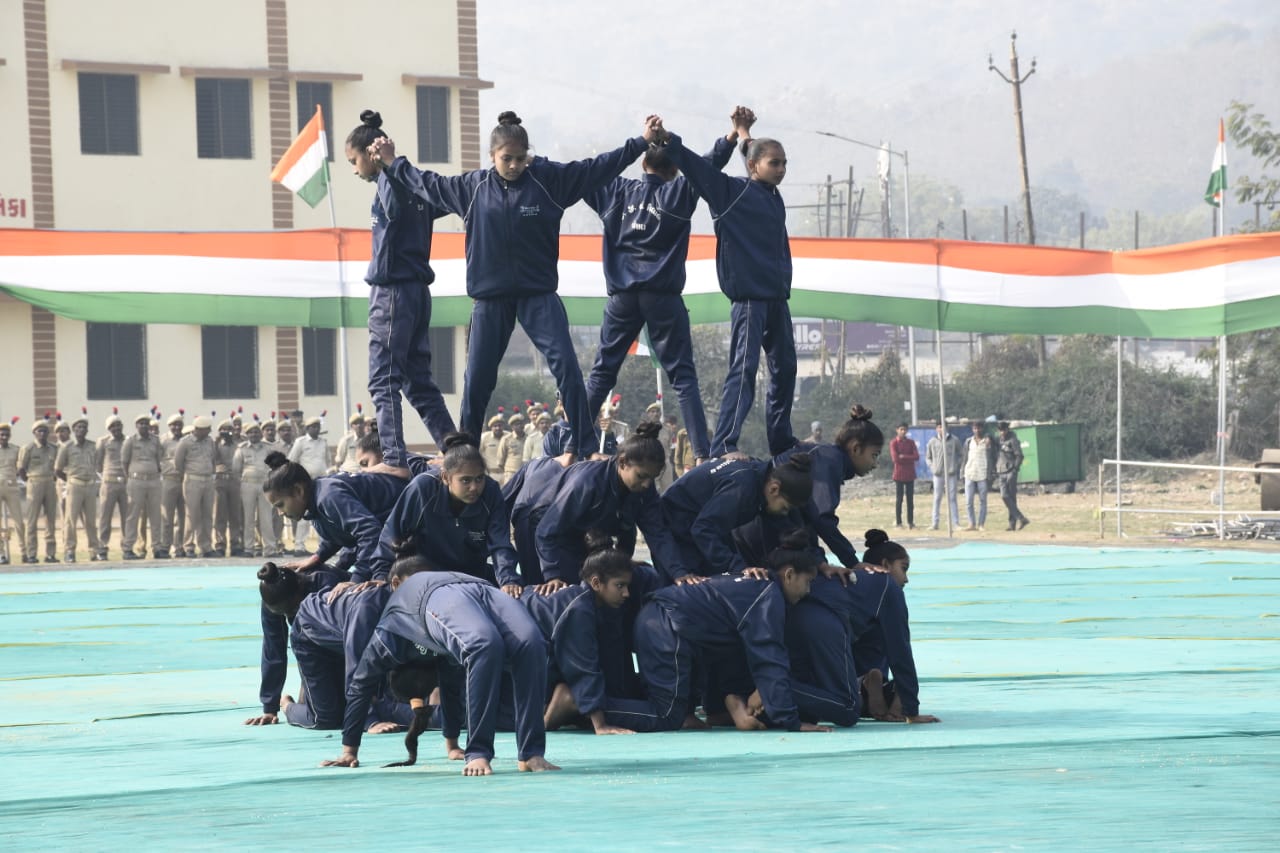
[242,105,939,776]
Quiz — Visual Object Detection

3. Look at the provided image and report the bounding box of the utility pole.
[989,31,1037,246]
[990,32,1044,365]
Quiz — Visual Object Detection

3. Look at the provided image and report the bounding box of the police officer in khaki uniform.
[271,419,291,549]
[121,413,163,560]
[333,412,367,474]
[96,414,128,560]
[19,420,59,563]
[175,415,217,558]
[213,419,246,557]
[502,414,526,484]
[55,414,104,562]
[0,420,26,564]
[158,413,186,559]
[234,421,278,557]
[481,415,507,476]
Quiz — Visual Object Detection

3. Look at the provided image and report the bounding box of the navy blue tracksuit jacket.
[343,571,547,762]
[533,458,691,585]
[521,584,613,716]
[305,473,407,583]
[776,441,861,568]
[258,566,349,716]
[403,139,648,298]
[377,468,515,585]
[285,584,394,730]
[502,455,571,586]
[660,458,775,576]
[611,574,802,732]
[802,571,922,717]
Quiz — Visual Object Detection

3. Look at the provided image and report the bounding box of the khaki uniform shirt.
[234,441,276,483]
[97,435,126,479]
[0,445,21,484]
[481,431,507,473]
[122,434,163,476]
[55,439,99,484]
[20,442,58,480]
[175,435,217,477]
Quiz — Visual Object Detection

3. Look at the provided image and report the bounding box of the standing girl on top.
[365,112,665,458]
[345,110,456,477]
[581,107,756,465]
[657,124,797,457]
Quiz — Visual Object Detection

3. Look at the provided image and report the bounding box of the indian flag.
[627,325,660,367]
[271,106,330,208]
[1204,118,1227,208]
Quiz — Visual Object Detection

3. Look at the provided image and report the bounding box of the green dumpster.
[1016,423,1083,486]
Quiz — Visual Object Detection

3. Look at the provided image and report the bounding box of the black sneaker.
[154,550,170,559]
[201,550,220,559]
[65,553,76,563]
[184,549,197,558]
[44,555,60,564]
[122,552,143,561]
[89,553,104,562]
[24,555,37,564]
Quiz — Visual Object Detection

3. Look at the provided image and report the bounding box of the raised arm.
[368,136,476,218]
[538,115,662,207]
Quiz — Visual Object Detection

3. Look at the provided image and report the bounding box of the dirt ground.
[839,462,1280,552]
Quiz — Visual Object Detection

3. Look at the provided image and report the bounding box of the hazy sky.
[475,1,1279,235]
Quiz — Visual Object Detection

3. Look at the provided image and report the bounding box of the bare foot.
[462,757,493,776]
[861,669,890,720]
[703,711,733,727]
[554,452,576,468]
[367,462,412,479]
[745,689,764,718]
[446,747,466,761]
[681,713,709,730]
[279,694,294,714]
[366,721,404,735]
[518,755,562,772]
[543,682,577,731]
[725,693,766,731]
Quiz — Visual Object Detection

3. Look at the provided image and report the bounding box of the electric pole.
[989,31,1036,246]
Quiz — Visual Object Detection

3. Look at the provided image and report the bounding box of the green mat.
[2,544,1277,851]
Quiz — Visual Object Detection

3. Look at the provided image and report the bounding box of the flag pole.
[318,106,353,425]
[1216,118,1227,539]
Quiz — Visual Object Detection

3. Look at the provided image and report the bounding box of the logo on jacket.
[519,205,541,217]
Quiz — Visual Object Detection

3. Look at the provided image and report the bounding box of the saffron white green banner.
[1,229,1279,338]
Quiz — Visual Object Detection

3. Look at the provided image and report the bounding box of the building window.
[86,323,146,399]
[202,326,258,399]
[301,328,336,396]
[430,327,455,393]
[296,81,334,161]
[416,86,450,163]
[195,78,252,159]
[78,73,140,156]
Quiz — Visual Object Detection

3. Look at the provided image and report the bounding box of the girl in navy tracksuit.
[525,533,662,735]
[369,111,664,456]
[377,433,516,586]
[529,421,692,593]
[581,108,754,463]
[263,452,406,582]
[607,530,828,733]
[659,453,815,579]
[658,127,796,457]
[255,562,410,732]
[789,530,940,725]
[322,555,558,775]
[345,110,456,471]
[501,452,571,589]
[246,562,349,726]
[774,403,884,567]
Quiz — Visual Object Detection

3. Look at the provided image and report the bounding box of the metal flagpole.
[319,106,353,424]
[1217,186,1227,539]
[1116,336,1123,537]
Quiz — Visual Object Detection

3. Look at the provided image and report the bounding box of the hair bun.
[864,529,890,548]
[785,451,812,473]
[848,404,873,421]
[441,431,478,452]
[497,110,522,126]
[633,420,662,440]
[257,561,281,582]
[390,537,420,560]
[583,529,615,556]
[359,110,383,129]
[264,450,288,470]
[778,528,811,551]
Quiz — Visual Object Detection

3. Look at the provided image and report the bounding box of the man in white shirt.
[287,416,329,554]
